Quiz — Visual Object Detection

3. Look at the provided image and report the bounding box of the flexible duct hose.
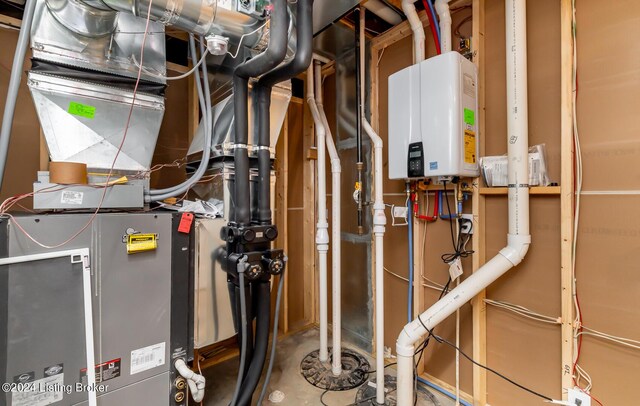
[149,35,212,201]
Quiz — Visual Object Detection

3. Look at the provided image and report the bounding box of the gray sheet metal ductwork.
[82,0,267,46]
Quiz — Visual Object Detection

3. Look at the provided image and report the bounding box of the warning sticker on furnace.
[464,130,477,164]
[80,358,121,385]
[11,372,64,406]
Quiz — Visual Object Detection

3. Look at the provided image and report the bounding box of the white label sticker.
[448,257,463,281]
[11,373,64,406]
[130,342,165,375]
[60,191,83,205]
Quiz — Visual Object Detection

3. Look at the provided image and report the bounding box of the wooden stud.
[560,0,575,399]
[470,0,487,404]
[0,13,21,29]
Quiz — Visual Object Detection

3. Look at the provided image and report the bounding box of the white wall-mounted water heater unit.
[388,51,479,180]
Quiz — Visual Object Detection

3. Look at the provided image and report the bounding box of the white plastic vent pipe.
[401,0,426,63]
[434,0,453,52]
[360,10,387,405]
[315,62,344,376]
[307,64,330,363]
[395,0,531,404]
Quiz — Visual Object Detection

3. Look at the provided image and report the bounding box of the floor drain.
[355,375,440,406]
[300,347,370,391]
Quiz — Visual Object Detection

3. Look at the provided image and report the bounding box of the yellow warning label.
[127,233,157,254]
[464,130,477,164]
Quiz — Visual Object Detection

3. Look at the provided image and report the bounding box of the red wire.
[421,0,442,55]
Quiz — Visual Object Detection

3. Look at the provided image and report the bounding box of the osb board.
[0,28,40,207]
[150,79,190,189]
[576,0,640,191]
[285,102,308,329]
[375,7,475,394]
[483,0,563,404]
[574,195,640,404]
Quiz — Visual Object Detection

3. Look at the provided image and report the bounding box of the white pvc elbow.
[174,359,206,403]
[401,0,425,63]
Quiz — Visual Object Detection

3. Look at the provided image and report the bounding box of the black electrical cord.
[440,181,474,264]
[431,334,554,402]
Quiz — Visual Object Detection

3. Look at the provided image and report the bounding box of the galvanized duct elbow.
[66,0,267,47]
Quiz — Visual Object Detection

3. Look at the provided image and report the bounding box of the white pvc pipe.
[315,63,344,377]
[401,0,426,63]
[364,0,403,25]
[175,359,206,403]
[434,0,453,53]
[307,65,330,363]
[395,1,532,404]
[360,10,387,405]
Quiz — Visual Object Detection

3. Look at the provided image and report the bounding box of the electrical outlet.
[568,388,591,406]
[393,206,408,220]
[461,214,474,234]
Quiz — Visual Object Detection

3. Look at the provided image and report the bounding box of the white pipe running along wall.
[395,0,532,405]
[401,0,426,63]
[434,0,453,52]
[307,65,330,363]
[174,359,206,403]
[315,62,344,376]
[360,10,387,405]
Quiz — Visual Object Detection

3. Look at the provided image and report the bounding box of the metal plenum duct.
[47,0,266,47]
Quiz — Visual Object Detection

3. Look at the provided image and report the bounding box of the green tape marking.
[464,108,475,126]
[68,102,96,119]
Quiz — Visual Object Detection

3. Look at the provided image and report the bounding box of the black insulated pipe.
[232,0,289,226]
[354,7,365,235]
[255,0,314,225]
[236,281,271,406]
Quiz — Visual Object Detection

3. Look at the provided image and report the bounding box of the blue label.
[429,162,438,170]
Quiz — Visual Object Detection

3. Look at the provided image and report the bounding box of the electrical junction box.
[388,51,479,180]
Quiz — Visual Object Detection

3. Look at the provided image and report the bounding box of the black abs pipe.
[236,281,271,406]
[255,0,314,225]
[232,0,289,227]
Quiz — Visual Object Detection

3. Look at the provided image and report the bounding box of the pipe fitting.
[401,0,425,63]
[174,359,206,403]
[499,234,531,266]
[315,227,329,246]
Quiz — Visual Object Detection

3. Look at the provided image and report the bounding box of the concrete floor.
[203,327,456,406]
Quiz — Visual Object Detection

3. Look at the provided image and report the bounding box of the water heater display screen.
[409,151,422,158]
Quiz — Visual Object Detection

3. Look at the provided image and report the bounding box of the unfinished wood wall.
[572,0,640,404]
[372,0,640,405]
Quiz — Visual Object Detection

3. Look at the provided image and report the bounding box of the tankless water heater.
[388,51,479,180]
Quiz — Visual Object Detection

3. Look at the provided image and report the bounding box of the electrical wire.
[422,0,442,55]
[227,21,269,59]
[167,49,209,81]
[1,0,155,249]
[483,299,562,325]
[431,334,554,402]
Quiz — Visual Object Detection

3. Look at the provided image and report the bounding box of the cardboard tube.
[49,162,88,185]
